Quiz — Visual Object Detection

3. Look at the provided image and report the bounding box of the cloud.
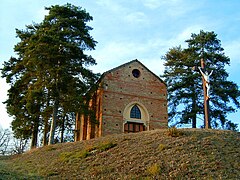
[224,40,240,65]
[141,0,169,9]
[36,7,49,22]
[90,35,173,75]
[96,0,126,14]
[90,41,148,73]
[174,26,203,44]
[90,24,213,76]
[142,0,203,18]
[90,39,166,77]
[124,12,148,24]
[141,57,165,76]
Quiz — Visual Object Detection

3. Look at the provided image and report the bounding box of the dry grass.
[0,128,240,179]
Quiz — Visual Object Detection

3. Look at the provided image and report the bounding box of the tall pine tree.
[1,3,98,147]
[162,30,240,130]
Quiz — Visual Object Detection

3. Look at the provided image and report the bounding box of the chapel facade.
[74,59,168,141]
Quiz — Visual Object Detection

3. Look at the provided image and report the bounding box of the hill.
[0,128,239,179]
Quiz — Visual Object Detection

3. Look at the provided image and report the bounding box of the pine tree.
[162,30,240,130]
[1,3,98,146]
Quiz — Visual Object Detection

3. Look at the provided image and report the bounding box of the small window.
[130,105,141,119]
[132,69,140,78]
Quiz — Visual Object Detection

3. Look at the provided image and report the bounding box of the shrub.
[167,127,184,137]
[59,150,91,162]
[45,146,57,151]
[97,142,117,152]
[158,144,166,151]
[146,163,161,176]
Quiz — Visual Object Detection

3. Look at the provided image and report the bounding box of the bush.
[146,163,161,176]
[158,144,166,151]
[167,127,184,137]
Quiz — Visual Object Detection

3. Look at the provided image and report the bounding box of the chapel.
[74,59,168,141]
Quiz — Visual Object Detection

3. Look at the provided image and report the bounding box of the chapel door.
[124,122,145,133]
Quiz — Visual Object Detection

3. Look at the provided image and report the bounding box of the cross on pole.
[200,58,211,129]
[192,57,212,129]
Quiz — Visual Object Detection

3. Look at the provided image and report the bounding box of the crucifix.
[200,57,211,129]
[192,57,212,129]
[198,67,213,100]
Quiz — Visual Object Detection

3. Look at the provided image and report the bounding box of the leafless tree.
[10,138,29,155]
[0,128,11,155]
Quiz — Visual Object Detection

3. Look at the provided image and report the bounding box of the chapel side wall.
[75,111,88,141]
[75,87,104,141]
[100,61,168,136]
[86,88,104,140]
[95,88,104,138]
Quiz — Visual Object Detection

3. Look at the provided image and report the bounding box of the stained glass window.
[130,105,141,119]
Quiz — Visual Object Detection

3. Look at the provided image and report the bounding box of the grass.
[0,156,43,179]
[59,141,117,163]
[0,128,239,179]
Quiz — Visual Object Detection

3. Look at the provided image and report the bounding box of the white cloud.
[174,26,203,44]
[141,57,165,76]
[142,0,203,18]
[90,41,148,72]
[141,0,162,9]
[124,12,147,24]
[36,7,49,22]
[90,36,172,75]
[96,0,126,14]
[142,0,184,8]
[90,41,165,78]
[90,24,222,77]
[141,0,173,9]
[224,40,240,65]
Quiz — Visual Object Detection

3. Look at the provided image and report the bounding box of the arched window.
[130,105,141,119]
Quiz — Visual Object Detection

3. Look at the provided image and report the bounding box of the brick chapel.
[74,59,168,141]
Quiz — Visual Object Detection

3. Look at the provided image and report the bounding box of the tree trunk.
[30,118,39,149]
[48,97,59,145]
[30,104,40,149]
[43,117,49,146]
[192,111,197,128]
[60,114,66,143]
[43,99,50,146]
[192,97,197,128]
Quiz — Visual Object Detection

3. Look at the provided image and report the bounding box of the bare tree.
[10,138,29,155]
[0,128,11,155]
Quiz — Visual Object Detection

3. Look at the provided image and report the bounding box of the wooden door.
[124,122,145,133]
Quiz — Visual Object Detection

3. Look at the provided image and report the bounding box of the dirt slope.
[1,128,240,179]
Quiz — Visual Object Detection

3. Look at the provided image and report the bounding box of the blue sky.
[1,0,240,129]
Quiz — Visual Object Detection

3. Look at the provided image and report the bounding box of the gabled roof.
[99,59,166,85]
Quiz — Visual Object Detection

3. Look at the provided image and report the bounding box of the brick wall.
[100,60,168,136]
[75,60,168,141]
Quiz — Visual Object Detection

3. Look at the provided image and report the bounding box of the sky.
[1,0,240,129]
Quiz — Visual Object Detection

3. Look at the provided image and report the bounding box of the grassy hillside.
[0,128,239,179]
